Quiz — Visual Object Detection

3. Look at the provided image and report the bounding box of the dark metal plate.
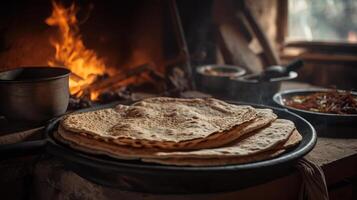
[45,102,316,194]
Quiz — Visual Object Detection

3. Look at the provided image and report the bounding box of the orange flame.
[45,1,106,100]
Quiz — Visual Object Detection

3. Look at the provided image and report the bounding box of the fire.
[45,1,106,100]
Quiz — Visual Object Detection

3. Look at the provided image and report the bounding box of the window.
[277,0,357,61]
[287,0,357,44]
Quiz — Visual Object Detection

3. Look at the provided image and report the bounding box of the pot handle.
[285,59,303,73]
[0,126,47,159]
[0,140,46,159]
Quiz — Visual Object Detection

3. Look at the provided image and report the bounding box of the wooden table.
[16,137,352,200]
[1,81,357,200]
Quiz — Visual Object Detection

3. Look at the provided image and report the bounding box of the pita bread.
[56,108,277,159]
[56,117,296,161]
[193,108,277,149]
[60,97,258,149]
[55,128,158,160]
[143,150,286,166]
[55,128,301,166]
[150,119,295,159]
[142,130,302,166]
[55,97,303,166]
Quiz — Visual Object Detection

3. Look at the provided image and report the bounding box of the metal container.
[273,88,357,137]
[229,71,297,104]
[195,65,246,95]
[0,67,70,123]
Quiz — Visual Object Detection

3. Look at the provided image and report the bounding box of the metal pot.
[229,71,298,104]
[195,65,246,95]
[0,66,70,123]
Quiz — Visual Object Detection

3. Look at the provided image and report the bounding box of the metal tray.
[44,102,316,194]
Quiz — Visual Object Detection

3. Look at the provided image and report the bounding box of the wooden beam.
[87,64,151,92]
[241,1,281,65]
[276,0,288,48]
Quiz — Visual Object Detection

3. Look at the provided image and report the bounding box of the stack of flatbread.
[56,97,302,166]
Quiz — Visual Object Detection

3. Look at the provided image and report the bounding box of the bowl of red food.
[273,88,357,137]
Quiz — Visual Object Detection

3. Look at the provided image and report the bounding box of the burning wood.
[45,1,191,109]
[93,64,165,93]
[88,64,155,91]
[45,2,171,104]
[66,63,167,109]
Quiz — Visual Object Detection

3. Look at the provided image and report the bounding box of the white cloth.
[296,158,329,200]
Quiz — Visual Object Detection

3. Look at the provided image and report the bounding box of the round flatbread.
[55,128,301,166]
[55,113,295,163]
[142,130,302,166]
[151,119,295,159]
[60,98,258,149]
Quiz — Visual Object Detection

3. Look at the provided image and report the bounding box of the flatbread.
[151,119,295,159]
[55,129,301,166]
[142,130,302,166]
[56,97,302,166]
[56,117,295,161]
[60,97,258,149]
[56,108,277,159]
[142,150,286,166]
[55,128,158,160]
[194,108,277,149]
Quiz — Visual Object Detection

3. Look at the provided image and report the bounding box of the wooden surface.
[22,137,356,200]
[307,138,357,167]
